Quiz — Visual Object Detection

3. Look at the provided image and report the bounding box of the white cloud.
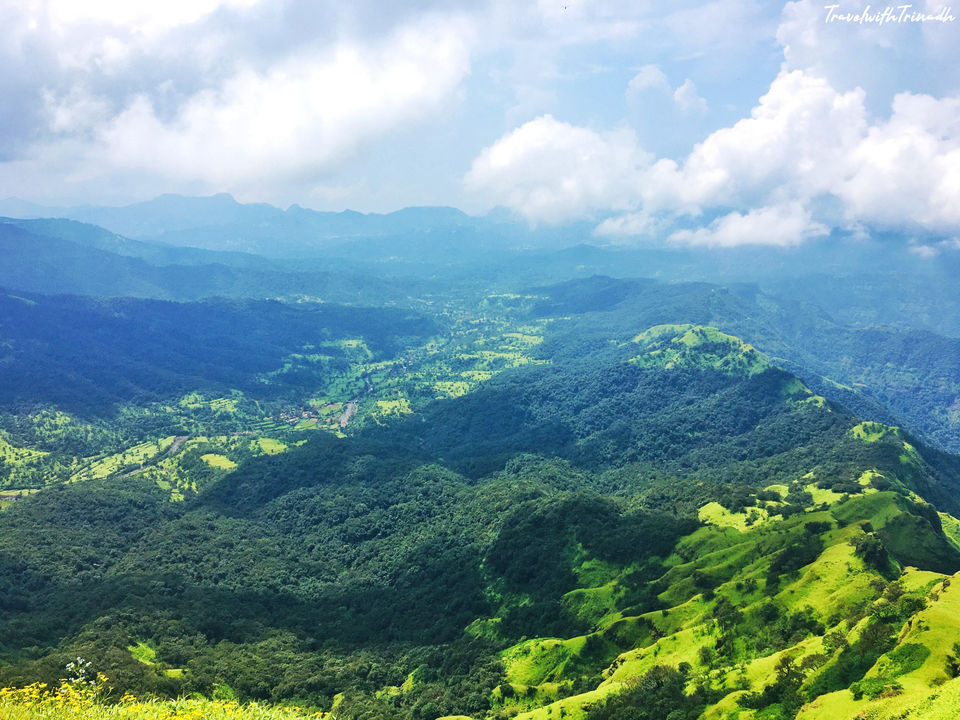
[529,0,651,44]
[594,210,663,238]
[641,70,960,235]
[627,65,670,93]
[43,87,110,135]
[836,92,960,231]
[777,0,960,110]
[30,15,473,192]
[471,65,960,243]
[673,79,708,114]
[524,0,776,54]
[668,202,828,247]
[41,0,261,33]
[0,0,955,219]
[909,244,940,258]
[645,70,867,212]
[627,66,707,114]
[10,0,261,73]
[464,114,650,224]
[662,0,778,54]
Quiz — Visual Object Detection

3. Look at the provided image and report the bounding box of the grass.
[803,482,847,506]
[605,624,711,686]
[372,395,412,420]
[831,491,906,529]
[502,637,587,686]
[127,642,157,666]
[630,325,772,377]
[564,584,621,627]
[178,393,239,413]
[71,437,176,483]
[513,684,614,720]
[502,332,543,345]
[699,501,772,531]
[858,469,885,487]
[0,690,324,720]
[772,529,873,620]
[889,675,960,720]
[433,381,471,398]
[491,491,959,720]
[4,315,957,720]
[200,454,238,470]
[939,512,960,551]
[573,556,621,586]
[0,488,40,510]
[6,487,954,720]
[850,421,896,443]
[256,438,287,455]
[0,433,48,465]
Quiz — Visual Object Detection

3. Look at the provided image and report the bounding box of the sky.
[0,0,958,249]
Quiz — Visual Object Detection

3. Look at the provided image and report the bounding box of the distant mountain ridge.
[3,194,959,340]
[0,194,527,258]
[0,193,472,236]
[0,219,421,304]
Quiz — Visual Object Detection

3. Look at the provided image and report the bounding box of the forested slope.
[1,320,958,720]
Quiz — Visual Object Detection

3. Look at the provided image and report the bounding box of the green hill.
[630,324,772,376]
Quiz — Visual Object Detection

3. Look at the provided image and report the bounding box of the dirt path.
[167,435,189,455]
[338,373,375,429]
[339,401,358,429]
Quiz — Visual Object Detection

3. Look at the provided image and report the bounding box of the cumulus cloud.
[594,210,663,238]
[668,202,828,247]
[0,0,785,207]
[649,71,960,235]
[464,115,650,224]
[836,92,960,231]
[777,0,960,111]
[523,0,775,54]
[627,65,708,114]
[469,67,960,243]
[0,1,484,204]
[649,71,866,211]
[2,11,473,201]
[7,0,260,78]
[672,79,708,114]
[40,0,261,34]
[627,65,670,92]
[909,244,940,258]
[95,16,471,186]
[1,0,955,221]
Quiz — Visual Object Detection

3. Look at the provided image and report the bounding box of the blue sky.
[1,0,958,250]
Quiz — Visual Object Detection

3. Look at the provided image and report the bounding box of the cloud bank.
[0,0,956,240]
[466,0,960,246]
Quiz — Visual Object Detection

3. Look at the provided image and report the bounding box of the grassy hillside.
[2,488,957,720]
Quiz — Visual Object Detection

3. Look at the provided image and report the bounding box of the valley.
[0,207,959,720]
